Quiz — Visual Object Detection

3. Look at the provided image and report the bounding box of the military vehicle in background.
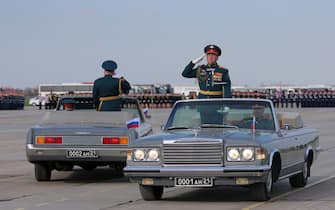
[0,88,24,110]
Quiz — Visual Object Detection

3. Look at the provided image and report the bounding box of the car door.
[276,129,304,176]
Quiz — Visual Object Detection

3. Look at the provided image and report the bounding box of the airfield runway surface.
[0,107,334,210]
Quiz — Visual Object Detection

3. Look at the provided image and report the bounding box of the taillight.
[102,136,128,145]
[36,136,63,144]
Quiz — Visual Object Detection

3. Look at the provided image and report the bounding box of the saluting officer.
[182,44,232,98]
[93,60,131,111]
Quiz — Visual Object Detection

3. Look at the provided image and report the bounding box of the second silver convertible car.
[26,96,152,181]
[124,99,320,201]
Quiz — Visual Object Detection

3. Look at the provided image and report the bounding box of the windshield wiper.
[166,126,192,131]
[200,124,239,129]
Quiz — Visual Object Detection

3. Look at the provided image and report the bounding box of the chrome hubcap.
[303,162,308,179]
[266,171,273,192]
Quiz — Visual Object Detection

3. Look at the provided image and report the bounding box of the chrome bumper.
[26,144,127,162]
[124,165,271,177]
[124,165,271,186]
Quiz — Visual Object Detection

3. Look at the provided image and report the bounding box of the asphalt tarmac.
[0,107,334,210]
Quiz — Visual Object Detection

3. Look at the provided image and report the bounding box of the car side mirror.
[160,124,165,131]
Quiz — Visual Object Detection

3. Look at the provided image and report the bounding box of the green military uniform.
[182,62,232,98]
[182,44,232,125]
[93,60,131,111]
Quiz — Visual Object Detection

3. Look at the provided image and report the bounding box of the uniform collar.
[206,63,218,68]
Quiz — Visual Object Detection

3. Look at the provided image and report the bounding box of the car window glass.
[168,101,275,131]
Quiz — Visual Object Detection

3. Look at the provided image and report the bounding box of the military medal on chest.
[205,68,226,87]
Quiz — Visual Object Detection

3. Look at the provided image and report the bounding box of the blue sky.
[0,0,334,88]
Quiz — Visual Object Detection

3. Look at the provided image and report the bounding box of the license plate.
[66,150,98,158]
[175,177,213,187]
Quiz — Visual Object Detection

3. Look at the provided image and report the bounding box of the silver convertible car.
[26,96,152,181]
[124,99,320,201]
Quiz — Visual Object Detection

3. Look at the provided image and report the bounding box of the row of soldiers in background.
[128,94,183,109]
[132,90,335,109]
[231,90,335,108]
[268,90,335,108]
[36,89,335,110]
[39,93,184,110]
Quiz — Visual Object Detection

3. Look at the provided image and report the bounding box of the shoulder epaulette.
[219,65,228,70]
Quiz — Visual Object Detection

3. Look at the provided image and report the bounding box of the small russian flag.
[143,108,149,117]
[126,118,140,129]
[251,115,256,134]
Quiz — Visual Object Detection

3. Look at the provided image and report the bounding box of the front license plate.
[66,150,98,158]
[175,177,213,187]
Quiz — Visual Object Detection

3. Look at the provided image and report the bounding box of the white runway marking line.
[55,197,70,202]
[34,202,49,207]
[14,208,25,210]
[241,173,335,210]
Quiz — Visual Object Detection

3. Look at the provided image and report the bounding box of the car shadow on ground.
[51,167,129,183]
[162,181,290,202]
[163,186,256,202]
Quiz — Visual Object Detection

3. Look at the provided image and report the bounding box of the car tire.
[35,163,51,181]
[139,184,163,201]
[82,165,97,171]
[289,161,309,188]
[251,170,273,201]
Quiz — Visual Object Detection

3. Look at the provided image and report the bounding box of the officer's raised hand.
[192,55,205,64]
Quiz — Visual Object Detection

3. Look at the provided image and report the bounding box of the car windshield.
[166,100,275,131]
[53,97,144,123]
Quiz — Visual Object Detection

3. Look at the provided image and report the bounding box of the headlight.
[132,148,160,162]
[147,149,160,161]
[134,149,145,161]
[242,148,254,161]
[227,147,255,161]
[227,148,240,161]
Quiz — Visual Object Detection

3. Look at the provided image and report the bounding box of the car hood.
[132,129,276,147]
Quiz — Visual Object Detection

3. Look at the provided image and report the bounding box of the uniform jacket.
[93,75,131,111]
[182,62,232,98]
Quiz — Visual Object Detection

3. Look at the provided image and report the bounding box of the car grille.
[163,140,223,165]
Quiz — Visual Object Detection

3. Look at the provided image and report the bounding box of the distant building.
[38,83,93,96]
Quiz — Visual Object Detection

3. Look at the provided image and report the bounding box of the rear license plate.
[66,150,98,158]
[175,177,213,187]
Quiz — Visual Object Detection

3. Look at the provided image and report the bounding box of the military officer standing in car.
[182,44,231,124]
[182,44,232,99]
[93,60,131,111]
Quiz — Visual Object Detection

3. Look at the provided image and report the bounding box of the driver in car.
[238,104,274,130]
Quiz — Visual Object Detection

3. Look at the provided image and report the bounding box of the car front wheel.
[251,170,273,201]
[289,161,309,188]
[34,163,51,181]
[139,184,163,201]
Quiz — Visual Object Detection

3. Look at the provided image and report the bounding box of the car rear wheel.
[35,163,51,181]
[139,184,163,201]
[289,161,309,188]
[81,165,97,171]
[251,170,273,201]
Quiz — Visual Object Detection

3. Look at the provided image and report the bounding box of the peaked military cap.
[204,44,222,56]
[102,60,118,71]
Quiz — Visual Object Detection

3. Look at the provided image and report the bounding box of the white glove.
[113,73,121,78]
[191,55,205,64]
